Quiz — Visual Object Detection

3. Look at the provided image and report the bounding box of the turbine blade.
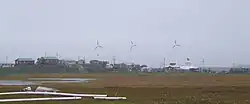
[172,45,175,48]
[97,40,99,45]
[131,41,133,44]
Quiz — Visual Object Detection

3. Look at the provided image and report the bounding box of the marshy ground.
[0,72,250,104]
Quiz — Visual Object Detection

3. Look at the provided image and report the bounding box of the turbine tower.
[201,57,205,72]
[5,56,8,63]
[56,52,60,59]
[94,40,103,56]
[201,57,205,67]
[170,40,181,69]
[128,40,137,72]
[163,57,166,72]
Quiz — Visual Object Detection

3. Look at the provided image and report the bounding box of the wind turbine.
[130,41,136,51]
[201,57,205,72]
[201,58,205,66]
[170,40,181,70]
[94,40,103,50]
[94,40,103,56]
[128,40,137,72]
[172,40,180,48]
[56,52,62,59]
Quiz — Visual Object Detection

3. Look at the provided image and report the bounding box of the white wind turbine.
[94,40,103,56]
[172,40,180,48]
[130,41,137,51]
[169,40,181,69]
[128,40,137,71]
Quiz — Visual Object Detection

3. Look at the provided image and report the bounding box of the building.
[105,64,113,69]
[89,60,101,64]
[141,67,150,72]
[166,62,180,70]
[77,60,85,65]
[15,58,35,66]
[128,64,141,71]
[0,63,15,68]
[37,57,59,65]
[59,59,77,65]
[89,60,109,67]
[59,59,78,67]
[179,58,199,72]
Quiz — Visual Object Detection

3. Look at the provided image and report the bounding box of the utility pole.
[201,58,205,72]
[112,56,116,65]
[202,58,205,67]
[56,52,59,59]
[5,56,8,63]
[163,58,166,72]
[233,61,236,68]
[163,58,166,68]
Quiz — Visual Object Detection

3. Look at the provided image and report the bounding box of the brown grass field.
[1,73,250,104]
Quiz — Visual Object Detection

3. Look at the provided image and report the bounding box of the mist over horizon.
[0,0,249,67]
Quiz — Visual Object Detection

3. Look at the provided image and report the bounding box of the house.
[37,57,59,65]
[83,63,106,72]
[141,67,150,72]
[151,68,162,72]
[59,59,78,67]
[89,60,109,68]
[0,63,15,68]
[113,63,129,69]
[77,60,85,65]
[128,64,141,71]
[15,58,35,66]
[59,60,77,65]
[89,60,102,64]
[105,64,113,69]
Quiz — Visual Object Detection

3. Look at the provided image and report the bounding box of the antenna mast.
[163,58,166,68]
[163,58,166,72]
[5,56,8,63]
[112,56,116,65]
[202,58,205,68]
[56,52,59,59]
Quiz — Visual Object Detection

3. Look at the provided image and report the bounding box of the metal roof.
[43,57,58,60]
[16,58,34,61]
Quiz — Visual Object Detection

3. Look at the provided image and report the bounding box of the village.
[0,56,249,74]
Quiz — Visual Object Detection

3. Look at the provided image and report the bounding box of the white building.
[179,58,199,72]
[59,59,77,67]
[77,60,85,65]
[0,63,15,68]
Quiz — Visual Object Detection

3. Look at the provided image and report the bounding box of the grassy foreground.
[1,73,250,104]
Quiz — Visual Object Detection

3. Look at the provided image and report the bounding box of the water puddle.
[28,78,96,84]
[0,80,36,86]
[28,78,95,81]
[0,78,96,86]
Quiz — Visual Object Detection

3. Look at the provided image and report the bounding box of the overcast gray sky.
[0,0,249,67]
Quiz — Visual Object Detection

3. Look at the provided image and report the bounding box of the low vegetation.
[0,73,250,104]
